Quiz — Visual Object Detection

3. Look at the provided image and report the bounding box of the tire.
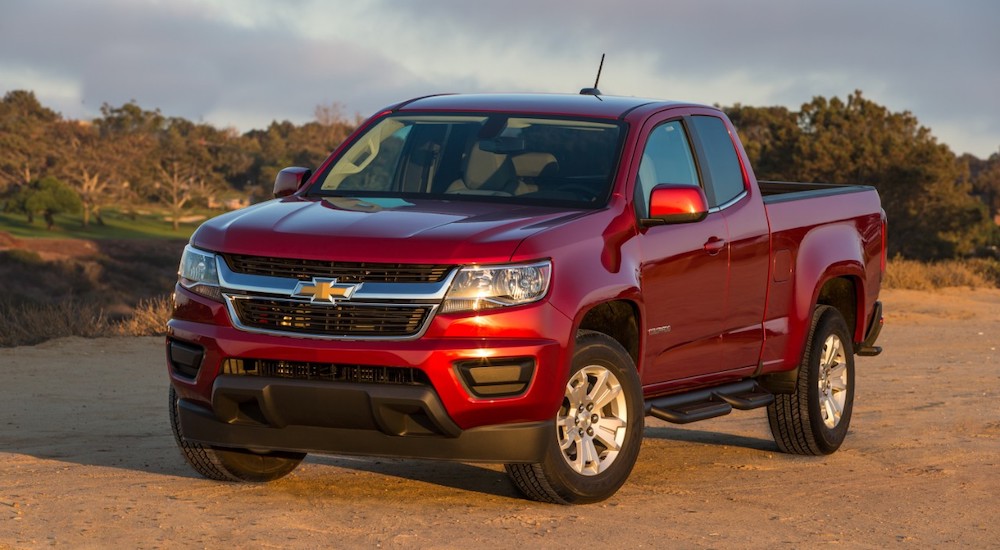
[767,305,855,455]
[169,386,305,482]
[506,330,644,504]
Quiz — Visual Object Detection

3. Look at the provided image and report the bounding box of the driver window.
[636,121,699,216]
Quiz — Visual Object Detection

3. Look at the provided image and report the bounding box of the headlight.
[178,245,222,301]
[441,261,551,313]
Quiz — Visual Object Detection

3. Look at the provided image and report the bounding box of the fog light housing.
[455,357,534,398]
[169,339,205,379]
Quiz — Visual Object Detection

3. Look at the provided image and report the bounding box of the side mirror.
[273,167,312,198]
[642,184,709,226]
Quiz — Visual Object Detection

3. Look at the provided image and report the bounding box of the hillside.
[0,231,185,316]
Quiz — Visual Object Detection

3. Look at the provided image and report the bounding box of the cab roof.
[393,93,696,120]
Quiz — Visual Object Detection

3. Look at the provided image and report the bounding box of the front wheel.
[169,386,305,482]
[767,305,856,455]
[506,330,644,504]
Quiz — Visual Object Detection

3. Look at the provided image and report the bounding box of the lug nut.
[586,427,594,436]
[592,414,599,423]
[586,403,594,411]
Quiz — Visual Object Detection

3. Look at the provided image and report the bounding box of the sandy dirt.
[2,288,999,548]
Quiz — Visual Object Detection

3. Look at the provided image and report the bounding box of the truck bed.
[759,181,877,204]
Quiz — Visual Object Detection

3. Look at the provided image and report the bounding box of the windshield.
[309,114,623,208]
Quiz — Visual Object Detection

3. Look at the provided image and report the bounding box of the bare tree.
[155,160,197,231]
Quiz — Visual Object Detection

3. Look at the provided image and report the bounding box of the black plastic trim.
[857,300,884,357]
[177,397,550,464]
[168,340,204,380]
[454,357,535,398]
[645,380,774,424]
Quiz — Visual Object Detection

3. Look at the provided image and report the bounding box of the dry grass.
[111,295,172,337]
[884,257,1000,290]
[0,294,172,347]
[0,299,111,347]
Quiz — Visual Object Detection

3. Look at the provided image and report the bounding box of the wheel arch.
[815,275,865,345]
[576,299,641,371]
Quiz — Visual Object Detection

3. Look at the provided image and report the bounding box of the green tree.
[728,91,994,260]
[150,119,230,230]
[723,104,799,181]
[93,101,165,217]
[791,91,993,259]
[0,90,61,194]
[9,176,83,230]
[967,150,1000,223]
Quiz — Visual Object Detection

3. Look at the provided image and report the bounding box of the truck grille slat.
[223,358,430,385]
[225,254,451,283]
[233,299,430,337]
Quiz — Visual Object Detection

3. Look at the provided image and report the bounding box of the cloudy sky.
[2,0,997,157]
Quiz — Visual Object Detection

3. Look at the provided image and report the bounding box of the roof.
[395,93,692,120]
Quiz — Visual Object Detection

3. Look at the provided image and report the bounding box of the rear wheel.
[767,306,855,455]
[506,330,643,504]
[169,386,305,482]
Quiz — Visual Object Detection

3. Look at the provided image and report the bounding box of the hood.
[191,196,591,264]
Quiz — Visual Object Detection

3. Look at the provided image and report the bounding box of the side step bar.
[645,380,774,424]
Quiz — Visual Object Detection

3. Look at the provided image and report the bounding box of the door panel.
[632,115,730,386]
[639,213,729,385]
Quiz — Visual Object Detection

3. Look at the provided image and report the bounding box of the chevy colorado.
[167,92,885,504]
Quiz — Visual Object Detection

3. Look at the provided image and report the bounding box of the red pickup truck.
[167,92,885,504]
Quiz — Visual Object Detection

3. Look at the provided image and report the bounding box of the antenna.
[593,53,605,89]
[580,54,605,96]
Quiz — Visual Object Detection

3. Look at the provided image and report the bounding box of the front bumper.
[167,284,571,462]
[176,376,551,462]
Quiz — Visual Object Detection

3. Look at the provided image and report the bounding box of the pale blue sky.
[1,0,997,157]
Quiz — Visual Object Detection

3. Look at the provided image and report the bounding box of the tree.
[93,101,165,217]
[727,91,995,260]
[8,176,83,230]
[967,150,1000,223]
[151,119,227,230]
[0,90,61,194]
[50,120,111,227]
[791,91,993,259]
[723,104,799,181]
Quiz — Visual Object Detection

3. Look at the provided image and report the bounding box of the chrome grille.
[231,298,432,337]
[224,254,451,283]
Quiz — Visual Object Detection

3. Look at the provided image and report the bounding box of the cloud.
[1,0,997,156]
[0,0,436,127]
[367,0,1000,156]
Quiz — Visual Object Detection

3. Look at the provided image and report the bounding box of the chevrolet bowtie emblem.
[291,278,360,303]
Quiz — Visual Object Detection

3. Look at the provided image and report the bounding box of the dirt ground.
[2,288,998,548]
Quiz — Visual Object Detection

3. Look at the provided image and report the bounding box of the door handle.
[703,237,727,255]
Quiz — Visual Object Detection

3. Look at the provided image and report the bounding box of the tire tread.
[767,305,853,456]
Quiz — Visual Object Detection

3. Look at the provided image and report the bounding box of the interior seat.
[511,153,559,195]
[446,145,519,196]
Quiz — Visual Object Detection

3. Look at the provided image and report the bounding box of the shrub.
[0,299,110,347]
[884,257,999,290]
[0,294,172,347]
[112,295,172,337]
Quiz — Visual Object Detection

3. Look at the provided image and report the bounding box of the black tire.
[169,386,305,482]
[767,305,855,455]
[506,330,644,504]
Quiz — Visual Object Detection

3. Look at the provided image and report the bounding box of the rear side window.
[691,116,745,207]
